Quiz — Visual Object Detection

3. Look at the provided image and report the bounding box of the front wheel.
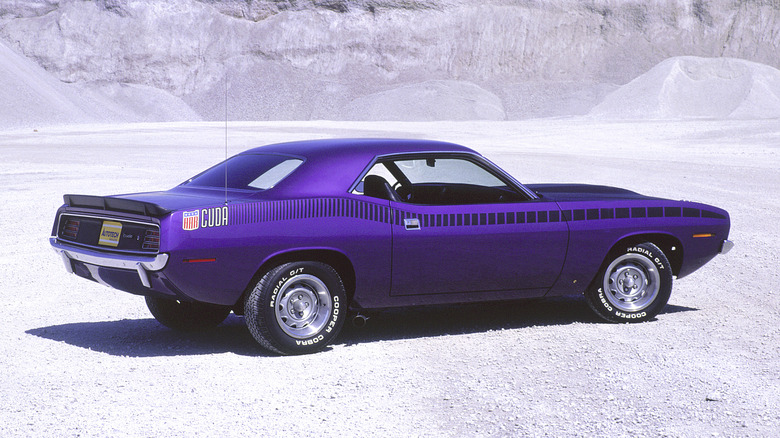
[585,242,673,323]
[244,261,347,355]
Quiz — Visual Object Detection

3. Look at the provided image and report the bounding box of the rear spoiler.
[63,194,171,217]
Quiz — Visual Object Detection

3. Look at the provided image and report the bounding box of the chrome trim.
[51,238,158,257]
[55,211,161,256]
[404,218,421,230]
[348,151,539,201]
[720,240,734,255]
[57,211,161,229]
[478,155,540,201]
[59,251,74,274]
[50,237,169,288]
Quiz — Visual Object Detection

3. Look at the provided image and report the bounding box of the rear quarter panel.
[159,196,392,306]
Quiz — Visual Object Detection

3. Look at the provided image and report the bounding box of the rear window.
[183,154,303,191]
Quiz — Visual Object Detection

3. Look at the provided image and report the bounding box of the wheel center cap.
[288,292,312,318]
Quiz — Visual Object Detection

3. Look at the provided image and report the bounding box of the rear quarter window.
[183,154,303,191]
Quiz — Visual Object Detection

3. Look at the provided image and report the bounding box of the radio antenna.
[224,72,228,206]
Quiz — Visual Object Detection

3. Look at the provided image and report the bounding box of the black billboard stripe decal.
[228,197,726,229]
[665,206,681,217]
[702,210,726,219]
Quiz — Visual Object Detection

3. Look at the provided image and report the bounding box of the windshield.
[182,154,303,191]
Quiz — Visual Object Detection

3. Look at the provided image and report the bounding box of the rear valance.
[64,194,171,217]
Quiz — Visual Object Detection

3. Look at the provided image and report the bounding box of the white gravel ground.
[1,119,778,437]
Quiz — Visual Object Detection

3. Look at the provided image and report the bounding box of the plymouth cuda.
[50,138,732,354]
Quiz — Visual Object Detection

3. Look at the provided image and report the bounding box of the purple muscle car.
[50,138,733,354]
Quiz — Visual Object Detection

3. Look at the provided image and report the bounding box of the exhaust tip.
[351,314,369,328]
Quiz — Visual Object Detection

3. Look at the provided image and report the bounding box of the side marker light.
[183,258,216,263]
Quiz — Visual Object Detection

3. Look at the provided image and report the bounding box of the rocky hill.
[1,0,779,124]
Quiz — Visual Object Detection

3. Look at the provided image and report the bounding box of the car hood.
[526,184,661,202]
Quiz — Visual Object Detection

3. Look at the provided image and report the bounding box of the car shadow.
[26,314,268,357]
[337,298,696,346]
[26,298,696,357]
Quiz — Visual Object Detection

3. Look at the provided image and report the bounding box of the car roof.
[241,138,479,198]
[242,138,475,160]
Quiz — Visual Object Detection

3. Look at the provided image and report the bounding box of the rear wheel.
[145,296,231,331]
[244,261,346,355]
[585,242,673,323]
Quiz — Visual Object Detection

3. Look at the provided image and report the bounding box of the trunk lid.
[56,188,253,254]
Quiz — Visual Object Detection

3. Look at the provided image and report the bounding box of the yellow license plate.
[98,221,122,247]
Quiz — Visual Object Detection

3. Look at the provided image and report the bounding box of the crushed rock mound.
[589,57,780,120]
[0,38,92,128]
[0,39,199,129]
[343,80,506,121]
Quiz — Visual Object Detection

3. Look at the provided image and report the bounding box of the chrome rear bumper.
[720,240,734,255]
[50,237,169,288]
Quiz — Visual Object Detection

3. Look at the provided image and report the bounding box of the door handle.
[404,218,421,231]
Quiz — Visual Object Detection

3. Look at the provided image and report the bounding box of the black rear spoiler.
[63,194,171,217]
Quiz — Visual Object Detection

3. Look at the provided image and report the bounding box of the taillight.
[142,229,160,251]
[62,219,80,239]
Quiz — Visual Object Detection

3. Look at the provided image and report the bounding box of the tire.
[145,296,231,331]
[244,261,347,355]
[585,242,673,323]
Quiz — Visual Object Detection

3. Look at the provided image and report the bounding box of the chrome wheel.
[274,274,332,339]
[602,253,660,312]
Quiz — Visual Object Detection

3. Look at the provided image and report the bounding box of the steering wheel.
[393,181,412,202]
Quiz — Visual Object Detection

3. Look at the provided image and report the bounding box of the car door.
[357,154,569,297]
[391,201,568,297]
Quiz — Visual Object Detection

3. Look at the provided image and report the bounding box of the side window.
[248,159,303,189]
[355,155,525,205]
[394,158,506,187]
[352,163,398,195]
[184,154,303,191]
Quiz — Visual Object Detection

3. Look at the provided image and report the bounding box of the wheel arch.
[603,233,684,277]
[234,248,356,312]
